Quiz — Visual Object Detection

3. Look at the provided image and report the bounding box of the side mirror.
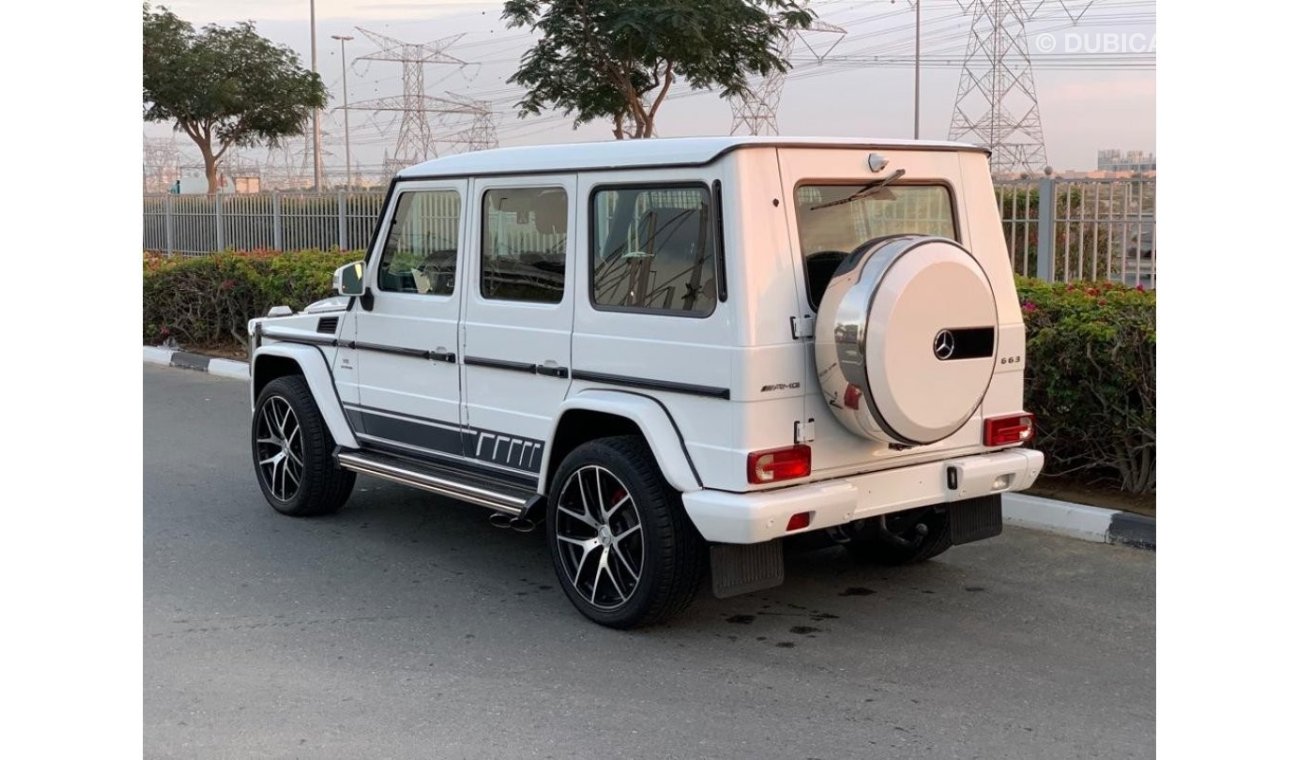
[334,261,365,296]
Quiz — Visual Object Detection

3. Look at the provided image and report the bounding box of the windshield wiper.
[809,168,907,211]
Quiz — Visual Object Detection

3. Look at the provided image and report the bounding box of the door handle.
[536,362,569,379]
[431,349,457,364]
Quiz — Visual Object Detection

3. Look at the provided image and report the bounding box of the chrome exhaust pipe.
[488,513,537,533]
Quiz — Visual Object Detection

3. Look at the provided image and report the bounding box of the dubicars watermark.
[1034,31,1156,54]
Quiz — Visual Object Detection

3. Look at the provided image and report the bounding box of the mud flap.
[948,494,1003,545]
[710,540,785,599]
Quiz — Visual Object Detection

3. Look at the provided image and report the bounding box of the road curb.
[142,348,1154,550]
[1003,493,1155,550]
[144,345,250,380]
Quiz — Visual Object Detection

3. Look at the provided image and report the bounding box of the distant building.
[1098,149,1156,173]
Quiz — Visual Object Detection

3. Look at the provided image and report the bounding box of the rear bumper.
[682,448,1044,544]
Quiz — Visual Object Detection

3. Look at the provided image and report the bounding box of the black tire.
[844,505,953,565]
[546,436,705,629]
[252,375,355,517]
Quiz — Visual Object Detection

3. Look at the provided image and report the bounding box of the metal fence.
[143,192,388,255]
[143,177,1156,287]
[995,177,1156,288]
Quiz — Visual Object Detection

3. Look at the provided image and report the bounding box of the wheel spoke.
[259,452,283,467]
[572,539,599,586]
[283,447,303,468]
[594,468,606,520]
[605,493,632,521]
[611,542,640,582]
[271,456,285,499]
[613,523,641,543]
[278,403,293,437]
[590,552,610,604]
[260,407,278,439]
[603,558,626,603]
[556,534,598,550]
[576,470,595,523]
[557,504,597,529]
[256,436,279,447]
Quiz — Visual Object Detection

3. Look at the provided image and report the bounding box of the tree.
[143,4,326,193]
[502,0,814,139]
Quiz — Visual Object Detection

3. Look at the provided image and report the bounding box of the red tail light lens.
[747,445,812,484]
[984,413,1035,446]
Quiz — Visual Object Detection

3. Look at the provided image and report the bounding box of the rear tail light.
[747,445,812,484]
[983,413,1035,447]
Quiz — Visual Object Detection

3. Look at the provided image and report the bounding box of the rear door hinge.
[789,314,815,340]
[794,418,816,443]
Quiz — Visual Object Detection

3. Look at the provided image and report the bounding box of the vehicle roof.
[395,136,988,179]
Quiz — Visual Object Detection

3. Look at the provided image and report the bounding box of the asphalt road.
[144,365,1155,759]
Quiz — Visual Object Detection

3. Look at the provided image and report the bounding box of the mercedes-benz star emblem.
[933,329,956,360]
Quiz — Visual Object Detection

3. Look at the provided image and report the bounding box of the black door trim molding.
[571,370,730,400]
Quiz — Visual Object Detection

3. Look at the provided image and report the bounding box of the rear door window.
[480,187,568,304]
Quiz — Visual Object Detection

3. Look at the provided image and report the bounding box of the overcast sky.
[144,0,1156,174]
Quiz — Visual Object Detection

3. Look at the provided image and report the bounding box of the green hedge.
[143,249,359,347]
[1017,277,1155,494]
[142,252,1155,494]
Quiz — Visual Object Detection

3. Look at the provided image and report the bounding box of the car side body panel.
[541,390,703,495]
[251,340,359,450]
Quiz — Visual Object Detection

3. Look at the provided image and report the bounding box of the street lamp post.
[332,34,354,190]
[310,0,322,190]
[914,0,921,139]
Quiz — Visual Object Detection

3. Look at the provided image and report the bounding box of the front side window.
[794,183,956,309]
[376,189,462,296]
[590,185,717,316]
[480,187,568,304]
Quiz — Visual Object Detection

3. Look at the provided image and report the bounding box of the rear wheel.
[844,506,953,565]
[252,375,355,517]
[546,436,704,628]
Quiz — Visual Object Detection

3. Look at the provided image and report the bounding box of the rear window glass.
[794,184,956,309]
[590,185,717,316]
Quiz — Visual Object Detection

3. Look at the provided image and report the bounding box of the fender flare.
[540,389,703,495]
[251,343,359,450]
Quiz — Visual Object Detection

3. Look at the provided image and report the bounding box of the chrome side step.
[336,450,531,516]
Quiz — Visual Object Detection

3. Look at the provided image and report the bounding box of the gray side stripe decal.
[344,404,544,474]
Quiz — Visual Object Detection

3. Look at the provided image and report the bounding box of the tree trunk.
[204,156,221,195]
[183,122,222,194]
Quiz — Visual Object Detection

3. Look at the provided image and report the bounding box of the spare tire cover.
[814,235,998,445]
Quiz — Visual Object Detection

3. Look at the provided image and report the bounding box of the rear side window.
[480,187,568,304]
[590,185,717,316]
[376,189,462,296]
[794,183,956,310]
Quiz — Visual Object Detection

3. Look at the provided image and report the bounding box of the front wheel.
[252,375,355,517]
[546,436,704,629]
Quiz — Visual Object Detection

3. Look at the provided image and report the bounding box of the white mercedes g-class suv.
[248,136,1043,628]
